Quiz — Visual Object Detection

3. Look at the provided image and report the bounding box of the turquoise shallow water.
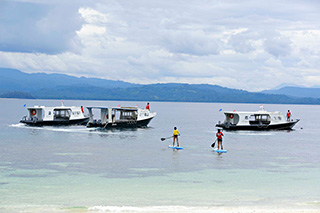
[0,99,319,212]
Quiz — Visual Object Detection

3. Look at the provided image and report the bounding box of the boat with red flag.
[216,106,300,130]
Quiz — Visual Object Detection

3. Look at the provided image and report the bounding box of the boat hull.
[87,117,154,129]
[216,119,300,131]
[20,117,89,126]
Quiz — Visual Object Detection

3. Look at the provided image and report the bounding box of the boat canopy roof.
[27,106,77,110]
[223,110,281,115]
[87,106,138,111]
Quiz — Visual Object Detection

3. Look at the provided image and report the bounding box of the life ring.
[31,109,37,116]
[229,114,234,119]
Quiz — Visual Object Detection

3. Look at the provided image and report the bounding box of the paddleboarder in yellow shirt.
[173,127,181,147]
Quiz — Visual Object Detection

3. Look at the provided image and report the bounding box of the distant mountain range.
[1,68,320,104]
[0,68,134,93]
[262,86,320,99]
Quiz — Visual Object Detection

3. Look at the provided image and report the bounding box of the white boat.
[20,104,89,126]
[216,106,300,130]
[86,106,156,128]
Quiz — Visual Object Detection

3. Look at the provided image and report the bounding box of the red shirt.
[287,112,291,117]
[216,132,224,139]
[146,104,150,110]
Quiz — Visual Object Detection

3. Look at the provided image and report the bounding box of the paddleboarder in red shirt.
[216,129,224,150]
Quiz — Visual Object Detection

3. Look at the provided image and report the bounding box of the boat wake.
[9,123,103,134]
[9,123,147,135]
[232,132,275,136]
[10,123,25,128]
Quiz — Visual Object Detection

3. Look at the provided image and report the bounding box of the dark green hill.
[25,83,320,104]
[1,68,320,104]
[0,91,35,99]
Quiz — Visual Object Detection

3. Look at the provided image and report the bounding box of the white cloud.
[160,30,222,56]
[0,0,86,54]
[78,25,106,36]
[1,0,320,91]
[264,36,293,58]
[78,7,109,24]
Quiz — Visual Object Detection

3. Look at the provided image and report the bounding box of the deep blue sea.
[0,99,319,212]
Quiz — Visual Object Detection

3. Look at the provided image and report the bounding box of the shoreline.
[1,204,320,213]
[1,97,320,106]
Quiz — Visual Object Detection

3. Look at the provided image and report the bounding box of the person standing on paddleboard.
[216,129,224,150]
[173,127,181,147]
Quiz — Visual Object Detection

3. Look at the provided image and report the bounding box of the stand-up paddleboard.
[213,148,227,153]
[169,145,183,150]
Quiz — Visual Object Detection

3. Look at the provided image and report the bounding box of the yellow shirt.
[173,129,180,136]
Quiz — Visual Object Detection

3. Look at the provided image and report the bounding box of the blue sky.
[0,0,320,91]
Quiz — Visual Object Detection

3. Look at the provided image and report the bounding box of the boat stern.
[216,111,241,130]
[20,107,44,125]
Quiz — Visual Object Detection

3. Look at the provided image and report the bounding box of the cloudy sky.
[0,0,320,91]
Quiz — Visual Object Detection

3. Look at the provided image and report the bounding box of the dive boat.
[216,106,300,130]
[86,106,156,128]
[20,105,89,126]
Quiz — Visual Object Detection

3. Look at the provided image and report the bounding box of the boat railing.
[21,116,38,122]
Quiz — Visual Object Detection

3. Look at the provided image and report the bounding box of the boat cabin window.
[245,116,249,120]
[54,109,71,118]
[250,114,270,121]
[48,111,51,115]
[119,110,137,120]
[249,114,271,125]
[278,116,282,120]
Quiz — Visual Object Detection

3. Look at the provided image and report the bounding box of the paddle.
[211,139,217,148]
[161,136,173,141]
